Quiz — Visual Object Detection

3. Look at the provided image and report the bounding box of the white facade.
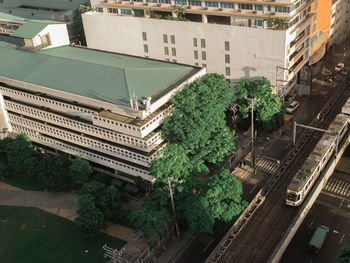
[83,0,313,95]
[35,24,70,49]
[329,0,350,47]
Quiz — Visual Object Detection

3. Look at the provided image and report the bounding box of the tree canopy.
[162,73,236,164]
[69,155,92,184]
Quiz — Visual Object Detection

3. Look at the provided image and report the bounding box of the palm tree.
[174,5,186,20]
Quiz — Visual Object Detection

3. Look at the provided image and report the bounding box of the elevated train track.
[206,86,350,263]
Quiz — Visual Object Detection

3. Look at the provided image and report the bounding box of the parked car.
[286,101,299,114]
[335,63,345,72]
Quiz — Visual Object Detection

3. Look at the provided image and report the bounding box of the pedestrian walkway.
[324,178,350,197]
[255,158,280,175]
[0,182,137,242]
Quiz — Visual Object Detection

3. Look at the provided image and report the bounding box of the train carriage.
[286,113,349,206]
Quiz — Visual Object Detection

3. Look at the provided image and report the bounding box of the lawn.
[0,206,126,263]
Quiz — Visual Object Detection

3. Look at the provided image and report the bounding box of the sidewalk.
[0,182,137,242]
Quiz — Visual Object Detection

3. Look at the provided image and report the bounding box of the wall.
[82,13,287,83]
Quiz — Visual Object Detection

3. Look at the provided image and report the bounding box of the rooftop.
[11,20,55,38]
[0,42,198,108]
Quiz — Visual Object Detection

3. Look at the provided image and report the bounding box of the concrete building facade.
[82,0,314,97]
[0,41,205,183]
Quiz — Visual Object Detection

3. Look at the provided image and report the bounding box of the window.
[202,64,207,68]
[165,58,170,61]
[225,67,230,76]
[164,46,169,55]
[220,2,234,8]
[163,34,168,43]
[194,50,198,59]
[175,0,186,4]
[195,62,199,66]
[142,32,147,41]
[275,6,290,12]
[189,0,201,6]
[238,3,252,10]
[97,7,103,12]
[202,51,206,60]
[172,47,176,56]
[205,1,218,7]
[267,5,271,11]
[254,4,262,10]
[143,44,148,53]
[254,20,263,26]
[173,59,177,62]
[121,9,132,15]
[170,35,175,44]
[107,8,117,13]
[193,37,197,47]
[201,38,206,48]
[160,0,171,3]
[225,54,230,63]
[225,41,230,51]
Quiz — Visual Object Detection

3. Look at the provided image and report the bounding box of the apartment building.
[82,0,314,97]
[0,39,205,183]
[0,0,87,41]
[329,0,350,47]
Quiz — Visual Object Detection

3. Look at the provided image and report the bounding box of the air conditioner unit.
[253,10,257,14]
[203,6,208,10]
[144,2,148,5]
[270,12,275,15]
[130,1,134,4]
[218,7,223,11]
[157,3,161,6]
[237,9,241,12]
[186,5,191,9]
[117,1,121,3]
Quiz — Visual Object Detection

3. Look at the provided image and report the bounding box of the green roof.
[0,43,198,108]
[11,21,50,38]
[0,11,27,22]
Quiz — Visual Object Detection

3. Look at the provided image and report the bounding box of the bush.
[93,172,110,185]
[69,156,92,184]
[38,155,71,186]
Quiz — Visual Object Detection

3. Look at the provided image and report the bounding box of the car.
[340,69,348,76]
[286,101,299,113]
[335,63,345,72]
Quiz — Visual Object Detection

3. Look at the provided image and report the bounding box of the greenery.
[0,206,125,263]
[266,15,289,30]
[145,8,155,18]
[76,181,123,235]
[337,245,350,263]
[73,2,94,45]
[234,77,284,132]
[38,154,71,186]
[69,155,92,184]
[163,73,236,164]
[174,5,186,20]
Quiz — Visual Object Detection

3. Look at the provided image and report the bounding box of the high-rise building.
[82,0,315,97]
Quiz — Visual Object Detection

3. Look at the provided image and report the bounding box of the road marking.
[339,234,345,244]
[250,185,257,194]
[339,199,344,208]
[308,221,314,228]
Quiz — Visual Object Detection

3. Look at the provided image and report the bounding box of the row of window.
[0,87,95,115]
[12,124,152,180]
[4,100,161,149]
[8,113,154,166]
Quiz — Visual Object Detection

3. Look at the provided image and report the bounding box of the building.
[0,40,205,183]
[329,0,350,48]
[0,0,87,41]
[82,0,314,97]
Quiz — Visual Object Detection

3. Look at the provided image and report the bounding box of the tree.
[174,5,186,20]
[145,8,155,18]
[185,169,247,234]
[72,2,94,45]
[234,77,284,132]
[162,74,236,164]
[5,134,34,177]
[38,155,71,186]
[337,246,350,263]
[129,188,171,239]
[76,194,105,236]
[98,185,122,219]
[69,155,92,184]
[266,16,289,30]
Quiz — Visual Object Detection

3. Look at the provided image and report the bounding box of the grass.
[0,206,126,263]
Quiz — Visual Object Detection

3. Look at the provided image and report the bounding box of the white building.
[329,0,350,47]
[82,0,313,97]
[0,39,205,183]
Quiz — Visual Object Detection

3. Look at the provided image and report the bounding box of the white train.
[286,109,349,206]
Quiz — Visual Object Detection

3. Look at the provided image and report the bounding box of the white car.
[335,63,345,72]
[286,101,299,114]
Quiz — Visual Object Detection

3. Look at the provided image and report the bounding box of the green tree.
[72,2,94,45]
[185,169,247,234]
[76,194,105,236]
[98,185,122,219]
[234,77,284,132]
[145,8,155,18]
[38,155,71,186]
[5,134,34,177]
[162,74,236,164]
[69,155,92,184]
[337,245,350,263]
[174,5,186,20]
[129,188,171,239]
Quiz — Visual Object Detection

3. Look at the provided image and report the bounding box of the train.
[286,98,350,206]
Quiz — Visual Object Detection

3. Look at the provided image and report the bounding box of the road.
[281,147,350,263]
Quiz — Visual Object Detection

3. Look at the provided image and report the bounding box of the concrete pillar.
[202,14,208,23]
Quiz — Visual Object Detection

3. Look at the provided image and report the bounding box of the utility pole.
[230,103,239,129]
[246,97,260,172]
[167,177,181,240]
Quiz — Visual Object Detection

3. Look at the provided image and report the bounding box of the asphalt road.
[281,189,350,263]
